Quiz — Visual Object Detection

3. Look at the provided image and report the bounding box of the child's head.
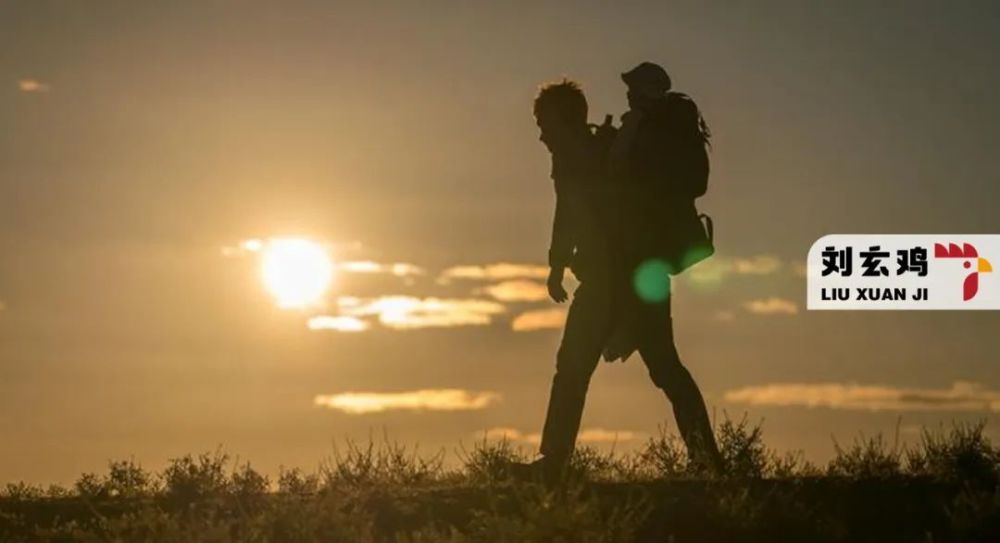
[534,79,588,153]
[621,62,671,111]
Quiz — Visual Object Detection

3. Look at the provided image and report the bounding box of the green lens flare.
[681,245,713,271]
[633,259,671,303]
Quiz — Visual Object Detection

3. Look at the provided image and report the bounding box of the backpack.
[663,92,710,199]
[648,93,714,274]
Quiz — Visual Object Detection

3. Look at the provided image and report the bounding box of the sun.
[260,238,334,308]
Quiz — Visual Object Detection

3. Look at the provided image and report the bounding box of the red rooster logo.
[934,243,993,301]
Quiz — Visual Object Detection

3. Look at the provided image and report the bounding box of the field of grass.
[2,418,998,542]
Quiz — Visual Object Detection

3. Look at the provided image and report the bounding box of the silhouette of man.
[535,81,617,307]
[524,67,722,480]
[522,80,621,481]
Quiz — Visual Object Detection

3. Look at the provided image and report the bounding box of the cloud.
[743,297,799,315]
[440,263,549,282]
[315,389,501,414]
[307,315,370,332]
[577,428,641,443]
[338,296,505,329]
[511,307,567,331]
[478,280,550,302]
[687,255,783,284]
[478,427,540,443]
[724,381,1000,412]
[732,255,782,275]
[219,238,268,257]
[476,427,640,444]
[338,260,425,276]
[17,79,50,93]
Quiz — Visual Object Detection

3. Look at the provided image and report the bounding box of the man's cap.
[621,62,671,92]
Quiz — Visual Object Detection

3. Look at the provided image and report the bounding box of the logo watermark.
[807,235,997,310]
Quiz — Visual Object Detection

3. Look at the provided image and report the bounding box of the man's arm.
[549,177,576,269]
[547,178,574,303]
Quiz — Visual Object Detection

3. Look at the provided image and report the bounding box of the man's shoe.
[508,457,564,483]
[687,450,726,478]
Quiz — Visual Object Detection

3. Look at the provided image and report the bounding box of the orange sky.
[1,1,999,484]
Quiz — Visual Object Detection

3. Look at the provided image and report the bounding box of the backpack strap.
[698,213,714,243]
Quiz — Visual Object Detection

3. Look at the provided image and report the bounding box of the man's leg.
[634,286,723,471]
[538,281,613,468]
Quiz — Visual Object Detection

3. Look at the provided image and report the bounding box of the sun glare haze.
[260,238,334,309]
[3,3,1000,538]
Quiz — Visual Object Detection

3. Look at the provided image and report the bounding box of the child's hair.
[533,79,588,125]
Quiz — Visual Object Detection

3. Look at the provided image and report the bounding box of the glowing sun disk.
[261,238,333,308]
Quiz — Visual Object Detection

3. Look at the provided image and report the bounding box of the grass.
[1,419,998,542]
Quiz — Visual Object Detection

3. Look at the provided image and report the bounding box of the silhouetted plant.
[769,449,819,478]
[276,466,320,496]
[161,450,231,502]
[376,439,445,486]
[567,446,621,481]
[2,427,998,541]
[602,450,654,482]
[73,459,157,500]
[947,486,1000,542]
[907,421,998,486]
[322,436,445,489]
[74,472,105,499]
[699,480,846,543]
[466,479,651,542]
[459,436,527,484]
[325,438,379,488]
[717,413,769,479]
[106,458,156,498]
[252,492,376,542]
[828,433,903,478]
[638,424,688,478]
[230,461,270,502]
[1,482,43,501]
[43,484,70,499]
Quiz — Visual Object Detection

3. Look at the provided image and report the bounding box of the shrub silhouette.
[161,450,231,503]
[639,425,688,478]
[276,467,320,496]
[828,433,904,479]
[907,421,999,485]
[459,436,527,485]
[1,422,998,542]
[716,414,769,479]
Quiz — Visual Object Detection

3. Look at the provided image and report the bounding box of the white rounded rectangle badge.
[807,235,998,310]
